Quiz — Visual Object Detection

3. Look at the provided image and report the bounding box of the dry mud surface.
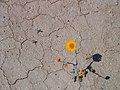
[0,0,120,90]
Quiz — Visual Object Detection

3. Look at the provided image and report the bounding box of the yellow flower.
[63,63,69,68]
[65,39,77,52]
[79,70,86,77]
[56,56,61,63]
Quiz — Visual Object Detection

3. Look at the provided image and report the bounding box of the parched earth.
[0,0,120,90]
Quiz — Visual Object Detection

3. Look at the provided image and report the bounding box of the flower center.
[69,43,74,49]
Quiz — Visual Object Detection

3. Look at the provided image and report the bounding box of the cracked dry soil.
[0,0,120,90]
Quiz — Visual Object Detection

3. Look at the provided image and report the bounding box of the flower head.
[63,63,69,68]
[65,39,77,52]
[79,70,87,77]
[56,56,61,63]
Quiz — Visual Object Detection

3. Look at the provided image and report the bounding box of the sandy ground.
[0,0,120,90]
